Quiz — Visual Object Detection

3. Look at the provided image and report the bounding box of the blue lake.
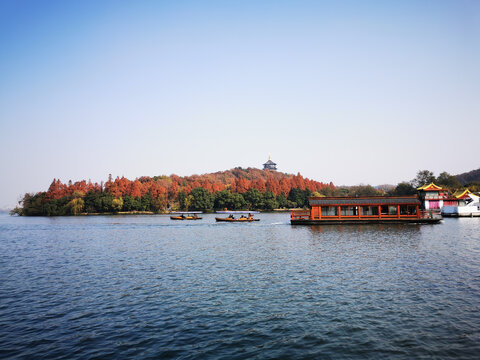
[1,213,479,359]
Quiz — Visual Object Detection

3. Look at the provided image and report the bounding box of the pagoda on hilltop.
[263,155,277,170]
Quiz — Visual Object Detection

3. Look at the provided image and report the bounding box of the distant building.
[417,183,476,210]
[263,155,277,170]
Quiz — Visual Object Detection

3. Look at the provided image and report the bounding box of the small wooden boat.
[215,211,260,222]
[170,212,202,220]
[215,210,260,222]
[215,217,260,222]
[170,215,202,220]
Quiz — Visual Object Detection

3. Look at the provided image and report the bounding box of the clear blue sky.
[0,0,479,208]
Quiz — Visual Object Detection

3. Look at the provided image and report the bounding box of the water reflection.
[303,223,421,236]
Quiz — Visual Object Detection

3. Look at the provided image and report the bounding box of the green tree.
[190,188,214,210]
[348,185,382,197]
[141,193,153,211]
[390,182,417,196]
[243,189,263,209]
[22,193,46,216]
[122,195,134,211]
[67,197,85,215]
[230,193,246,210]
[288,188,310,208]
[214,190,234,210]
[178,191,187,210]
[436,172,461,189]
[112,197,123,213]
[94,193,114,212]
[84,191,101,213]
[44,199,61,216]
[262,191,278,210]
[183,195,193,211]
[151,195,167,213]
[276,193,288,208]
[412,170,435,188]
[320,187,337,196]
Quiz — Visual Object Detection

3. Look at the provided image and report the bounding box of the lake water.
[1,212,479,359]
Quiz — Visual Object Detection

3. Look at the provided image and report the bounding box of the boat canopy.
[170,211,203,214]
[216,211,260,214]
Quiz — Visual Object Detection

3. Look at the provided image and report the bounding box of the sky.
[0,0,479,208]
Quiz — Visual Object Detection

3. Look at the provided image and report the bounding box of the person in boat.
[229,214,235,219]
[181,214,185,219]
[193,213,198,219]
[247,213,253,220]
[240,215,247,220]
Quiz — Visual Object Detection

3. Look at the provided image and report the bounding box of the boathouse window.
[328,206,338,216]
[321,206,328,216]
[341,206,358,216]
[370,206,379,215]
[407,206,416,215]
[381,206,388,215]
[360,206,369,215]
[400,205,408,215]
[388,206,397,215]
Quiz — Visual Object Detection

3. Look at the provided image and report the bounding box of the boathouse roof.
[309,196,420,206]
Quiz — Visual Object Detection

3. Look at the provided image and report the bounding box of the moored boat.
[291,196,442,225]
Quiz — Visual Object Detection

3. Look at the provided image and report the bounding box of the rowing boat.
[170,216,202,220]
[215,217,259,222]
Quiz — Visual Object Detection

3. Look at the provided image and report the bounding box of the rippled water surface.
[1,213,479,359]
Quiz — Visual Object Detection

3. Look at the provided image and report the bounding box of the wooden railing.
[420,210,442,219]
[291,210,310,220]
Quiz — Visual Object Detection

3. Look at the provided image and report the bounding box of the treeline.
[11,168,336,216]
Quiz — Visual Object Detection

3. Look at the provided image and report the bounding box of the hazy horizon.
[1,0,479,208]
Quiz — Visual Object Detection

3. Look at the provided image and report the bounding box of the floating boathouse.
[291,196,442,224]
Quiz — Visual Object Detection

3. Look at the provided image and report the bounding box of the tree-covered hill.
[456,168,480,186]
[12,168,336,216]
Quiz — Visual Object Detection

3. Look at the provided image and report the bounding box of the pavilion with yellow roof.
[452,189,474,199]
[417,182,452,210]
